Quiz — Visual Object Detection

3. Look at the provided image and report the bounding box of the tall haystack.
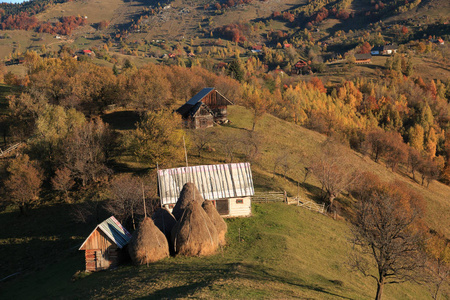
[171,202,219,256]
[152,207,177,239]
[128,217,169,265]
[202,200,227,246]
[172,182,204,220]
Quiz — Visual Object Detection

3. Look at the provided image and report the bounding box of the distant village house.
[370,44,398,55]
[355,54,372,64]
[292,60,310,75]
[176,87,233,129]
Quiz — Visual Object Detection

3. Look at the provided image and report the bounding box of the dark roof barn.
[176,88,233,129]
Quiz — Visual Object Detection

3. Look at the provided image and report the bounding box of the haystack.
[128,217,169,264]
[152,207,176,239]
[172,182,204,220]
[171,202,219,256]
[202,200,227,246]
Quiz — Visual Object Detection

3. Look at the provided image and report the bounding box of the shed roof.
[79,216,132,250]
[383,44,398,50]
[158,163,255,205]
[355,53,372,60]
[176,88,233,118]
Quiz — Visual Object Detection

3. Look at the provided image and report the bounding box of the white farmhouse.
[158,163,254,217]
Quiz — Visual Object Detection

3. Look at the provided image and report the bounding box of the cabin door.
[216,199,229,215]
[95,250,106,270]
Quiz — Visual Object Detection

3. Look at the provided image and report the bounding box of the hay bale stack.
[171,202,219,256]
[128,217,169,264]
[172,182,204,220]
[152,207,177,239]
[202,200,227,246]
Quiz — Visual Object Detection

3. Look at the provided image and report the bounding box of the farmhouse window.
[236,199,244,204]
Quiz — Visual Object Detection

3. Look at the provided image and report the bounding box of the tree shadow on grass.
[101,110,140,130]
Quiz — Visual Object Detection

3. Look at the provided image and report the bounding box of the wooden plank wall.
[80,229,115,251]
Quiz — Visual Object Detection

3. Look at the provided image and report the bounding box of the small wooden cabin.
[79,216,132,272]
[176,88,233,129]
[355,54,372,64]
[158,163,254,217]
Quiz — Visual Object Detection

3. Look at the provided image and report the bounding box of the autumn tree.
[128,110,185,168]
[424,232,450,300]
[5,154,43,215]
[408,147,423,182]
[51,167,74,202]
[418,157,440,187]
[310,139,359,210]
[351,180,425,300]
[242,83,268,131]
[120,64,172,111]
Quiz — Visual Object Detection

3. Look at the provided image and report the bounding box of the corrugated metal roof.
[158,163,255,205]
[79,216,132,250]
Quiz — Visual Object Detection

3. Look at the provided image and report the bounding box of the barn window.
[236,199,244,204]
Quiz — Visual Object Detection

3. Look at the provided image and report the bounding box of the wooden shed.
[355,54,372,64]
[176,88,233,129]
[158,163,254,217]
[79,216,132,272]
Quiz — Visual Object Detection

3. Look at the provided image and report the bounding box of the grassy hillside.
[0,203,435,299]
[1,105,449,298]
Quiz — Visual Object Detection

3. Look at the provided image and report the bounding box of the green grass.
[0,203,434,299]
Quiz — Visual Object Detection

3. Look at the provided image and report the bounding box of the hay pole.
[142,181,147,219]
[183,135,188,167]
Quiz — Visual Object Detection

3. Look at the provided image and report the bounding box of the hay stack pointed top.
[128,217,169,265]
[172,182,204,220]
[171,201,219,256]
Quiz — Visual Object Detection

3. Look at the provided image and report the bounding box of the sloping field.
[0,203,434,299]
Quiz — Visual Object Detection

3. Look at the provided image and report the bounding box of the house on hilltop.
[79,216,132,272]
[371,44,398,55]
[292,60,310,75]
[176,88,233,129]
[158,162,254,217]
[355,54,372,64]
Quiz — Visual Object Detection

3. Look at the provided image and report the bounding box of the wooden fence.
[0,142,23,158]
[252,191,286,203]
[252,192,324,214]
[296,197,325,214]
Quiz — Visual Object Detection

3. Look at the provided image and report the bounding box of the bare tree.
[274,149,293,178]
[310,140,359,210]
[62,118,112,186]
[239,131,260,163]
[105,173,157,230]
[351,181,425,300]
[190,128,214,157]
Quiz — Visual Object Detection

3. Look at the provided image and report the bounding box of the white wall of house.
[226,197,252,217]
